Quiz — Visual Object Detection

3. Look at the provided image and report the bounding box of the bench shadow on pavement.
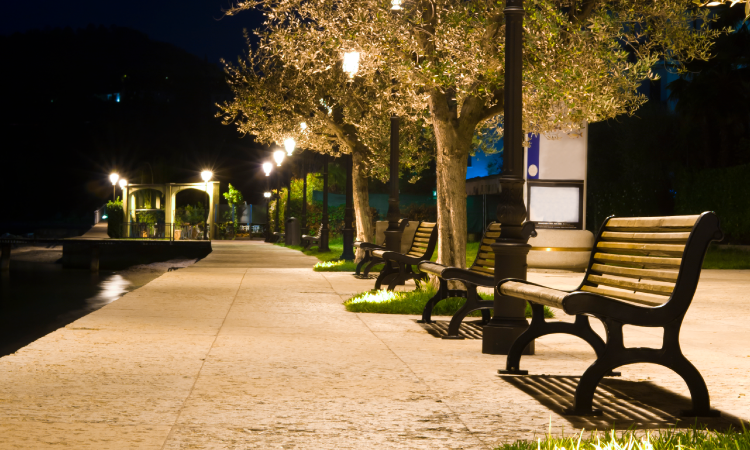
[418,319,485,339]
[498,375,745,430]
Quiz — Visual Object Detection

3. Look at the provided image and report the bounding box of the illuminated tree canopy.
[224,0,724,267]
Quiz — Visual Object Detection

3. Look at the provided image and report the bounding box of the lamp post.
[201,170,213,240]
[263,162,273,242]
[343,50,402,252]
[273,150,285,238]
[319,153,330,252]
[482,0,536,356]
[339,152,355,260]
[301,154,308,241]
[109,173,119,202]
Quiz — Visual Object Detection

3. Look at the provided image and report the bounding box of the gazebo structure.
[122,182,220,239]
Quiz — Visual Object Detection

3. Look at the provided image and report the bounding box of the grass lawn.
[703,246,750,269]
[498,425,750,450]
[344,285,554,318]
[274,236,378,272]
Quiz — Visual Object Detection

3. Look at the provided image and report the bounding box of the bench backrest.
[375,219,410,246]
[581,212,722,310]
[314,223,323,238]
[467,222,502,277]
[405,222,438,259]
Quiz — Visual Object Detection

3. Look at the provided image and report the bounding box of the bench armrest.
[417,261,446,277]
[563,292,671,327]
[355,242,384,250]
[372,250,424,265]
[440,267,495,287]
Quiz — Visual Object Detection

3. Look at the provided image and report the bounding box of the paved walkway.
[1,241,749,449]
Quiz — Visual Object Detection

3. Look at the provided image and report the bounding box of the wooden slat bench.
[272,231,285,243]
[353,219,410,277]
[301,224,324,250]
[496,212,724,417]
[371,222,438,291]
[418,222,536,339]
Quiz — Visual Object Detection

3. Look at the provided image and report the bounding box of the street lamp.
[109,173,119,201]
[201,170,212,240]
[342,51,360,79]
[284,138,296,156]
[118,178,127,190]
[262,162,273,242]
[390,0,402,10]
[273,149,285,166]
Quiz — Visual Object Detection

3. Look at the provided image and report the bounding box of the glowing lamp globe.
[201,170,213,182]
[343,52,360,78]
[262,162,273,176]
[391,0,402,10]
[263,192,272,198]
[283,137,296,156]
[300,122,307,131]
[109,173,119,185]
[273,149,285,166]
[118,179,127,189]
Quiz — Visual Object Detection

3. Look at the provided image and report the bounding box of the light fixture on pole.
[262,162,273,176]
[273,149,285,167]
[342,51,360,79]
[118,178,127,190]
[263,192,271,198]
[284,138,296,156]
[109,173,119,201]
[200,170,212,240]
[262,163,273,242]
[390,0,402,10]
[300,122,307,132]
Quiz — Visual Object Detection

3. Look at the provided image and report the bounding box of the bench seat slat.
[415,232,432,238]
[407,251,423,258]
[596,241,685,255]
[579,286,665,307]
[485,231,501,238]
[590,263,679,282]
[414,237,431,243]
[499,281,566,309]
[587,274,674,295]
[594,252,682,268]
[470,266,494,275]
[477,252,495,260]
[601,231,690,243]
[488,223,502,231]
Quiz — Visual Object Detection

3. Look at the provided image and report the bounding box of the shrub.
[106,197,123,238]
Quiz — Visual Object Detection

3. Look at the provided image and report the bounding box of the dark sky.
[0,0,264,64]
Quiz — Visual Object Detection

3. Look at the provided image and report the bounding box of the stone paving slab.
[1,240,749,449]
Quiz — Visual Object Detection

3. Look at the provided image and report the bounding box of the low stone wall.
[62,240,212,270]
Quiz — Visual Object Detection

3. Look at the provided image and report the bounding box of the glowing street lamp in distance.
[273,149,285,166]
[109,173,119,185]
[201,170,213,182]
[262,162,273,176]
[300,122,307,131]
[263,192,272,198]
[390,0,402,9]
[118,179,127,189]
[342,51,360,78]
[284,137,296,156]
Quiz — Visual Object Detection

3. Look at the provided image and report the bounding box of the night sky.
[0,0,263,64]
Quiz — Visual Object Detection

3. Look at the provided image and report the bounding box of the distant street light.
[273,149,286,166]
[390,0,402,10]
[118,179,127,190]
[263,191,271,198]
[201,171,212,240]
[262,162,273,176]
[300,122,307,132]
[263,162,273,242]
[284,138,296,156]
[109,173,119,201]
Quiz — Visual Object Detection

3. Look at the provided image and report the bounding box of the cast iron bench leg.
[374,261,397,290]
[444,285,493,339]
[386,261,410,291]
[418,278,449,324]
[566,318,719,417]
[355,252,372,276]
[363,258,381,277]
[499,305,609,375]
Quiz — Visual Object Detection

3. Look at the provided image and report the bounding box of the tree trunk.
[432,117,472,269]
[352,145,372,262]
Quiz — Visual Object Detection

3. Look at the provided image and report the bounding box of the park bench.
[272,231,285,243]
[371,221,438,291]
[495,212,723,417]
[418,221,536,339]
[353,219,410,277]
[301,224,324,250]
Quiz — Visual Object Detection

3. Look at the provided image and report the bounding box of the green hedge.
[106,198,123,239]
[675,164,750,244]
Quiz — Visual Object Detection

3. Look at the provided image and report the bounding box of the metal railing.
[122,223,211,240]
[94,204,108,224]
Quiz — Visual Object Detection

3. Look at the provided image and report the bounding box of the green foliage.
[174,203,206,227]
[222,183,245,237]
[675,164,750,244]
[344,286,554,318]
[498,425,750,450]
[402,203,438,222]
[703,246,750,269]
[106,197,123,239]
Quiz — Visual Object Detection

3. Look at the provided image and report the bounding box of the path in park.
[1,240,749,449]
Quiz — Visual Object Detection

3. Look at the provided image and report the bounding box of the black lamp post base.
[384,229,403,252]
[339,227,355,261]
[482,322,534,355]
[318,228,330,252]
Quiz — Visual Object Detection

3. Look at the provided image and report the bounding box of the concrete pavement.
[1,240,749,449]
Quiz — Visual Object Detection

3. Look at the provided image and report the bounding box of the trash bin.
[285,217,301,246]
